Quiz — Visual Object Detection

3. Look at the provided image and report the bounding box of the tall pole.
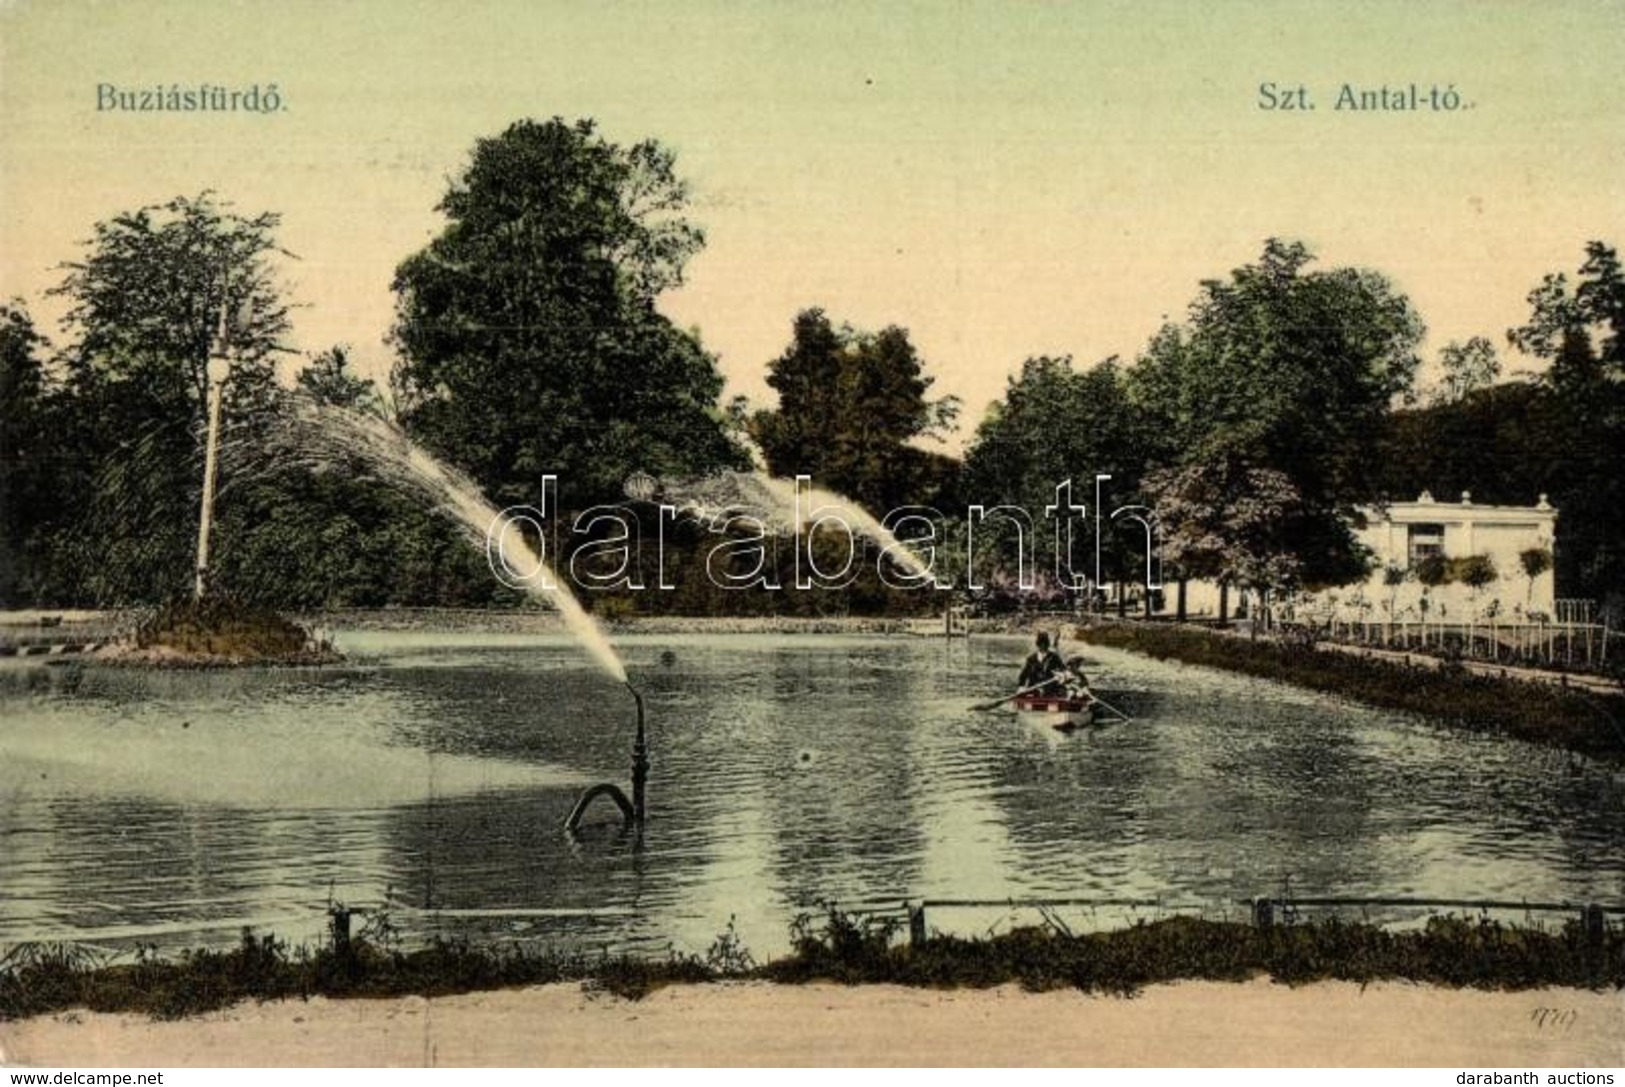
[194,306,232,599]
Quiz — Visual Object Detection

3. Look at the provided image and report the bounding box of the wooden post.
[1582,904,1604,948]
[329,905,353,961]
[908,903,927,947]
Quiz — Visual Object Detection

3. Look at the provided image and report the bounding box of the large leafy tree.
[1129,239,1423,588]
[38,194,292,603]
[1505,241,1624,606]
[963,356,1145,506]
[52,193,290,413]
[390,117,747,507]
[1508,242,1624,388]
[751,308,960,512]
[960,355,1150,591]
[1376,380,1564,509]
[1142,456,1310,594]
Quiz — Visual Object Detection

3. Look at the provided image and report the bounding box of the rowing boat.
[1013,693,1096,731]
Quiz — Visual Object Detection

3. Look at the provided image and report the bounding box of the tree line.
[0,117,1619,618]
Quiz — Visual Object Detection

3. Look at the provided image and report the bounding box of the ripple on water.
[1,632,1620,955]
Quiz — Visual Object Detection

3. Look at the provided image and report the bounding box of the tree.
[1433,336,1500,405]
[297,345,380,412]
[36,194,294,604]
[1376,380,1562,508]
[51,193,290,413]
[751,308,960,511]
[390,117,747,507]
[1518,546,1552,604]
[1129,239,1422,586]
[0,304,49,604]
[1508,242,1624,388]
[1452,554,1496,583]
[1506,241,1624,607]
[1382,563,1407,619]
[963,356,1144,506]
[1141,456,1312,599]
[1414,553,1450,589]
[960,355,1150,593]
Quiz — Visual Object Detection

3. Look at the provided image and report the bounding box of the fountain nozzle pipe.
[628,682,648,824]
[563,682,648,834]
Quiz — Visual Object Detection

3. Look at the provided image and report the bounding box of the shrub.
[1447,554,1497,589]
[4,909,1620,1021]
[1414,554,1450,587]
[130,593,336,664]
[1073,621,1624,762]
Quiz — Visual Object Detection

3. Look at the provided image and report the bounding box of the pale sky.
[3,0,1621,451]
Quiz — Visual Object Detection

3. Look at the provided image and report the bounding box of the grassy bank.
[0,928,711,1021]
[767,910,1624,994]
[4,910,1620,1022]
[1074,621,1625,763]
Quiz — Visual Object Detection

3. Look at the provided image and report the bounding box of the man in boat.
[1017,632,1069,695]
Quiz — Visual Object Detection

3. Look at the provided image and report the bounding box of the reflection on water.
[1,634,1621,956]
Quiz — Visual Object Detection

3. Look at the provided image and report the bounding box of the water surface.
[2,632,1620,957]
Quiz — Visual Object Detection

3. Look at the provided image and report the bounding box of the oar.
[973,677,1058,712]
[1083,689,1134,723]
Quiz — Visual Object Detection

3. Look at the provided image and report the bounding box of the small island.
[95,595,341,668]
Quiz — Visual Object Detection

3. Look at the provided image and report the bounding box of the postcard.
[1,0,1621,1070]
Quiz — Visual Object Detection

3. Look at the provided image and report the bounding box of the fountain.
[277,404,944,829]
[284,402,626,680]
[282,400,646,829]
[632,468,935,582]
[563,683,648,831]
[624,422,936,584]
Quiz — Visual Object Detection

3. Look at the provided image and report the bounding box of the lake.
[2,631,1620,959]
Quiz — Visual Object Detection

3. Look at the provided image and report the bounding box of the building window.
[1408,523,1444,567]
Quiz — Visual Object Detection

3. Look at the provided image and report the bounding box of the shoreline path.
[3,980,1620,1067]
